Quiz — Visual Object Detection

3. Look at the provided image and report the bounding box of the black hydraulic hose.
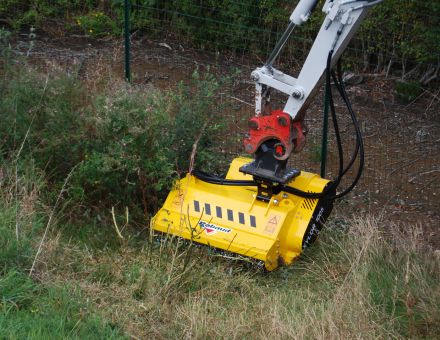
[192,169,330,199]
[335,61,360,172]
[331,70,359,177]
[325,50,344,191]
[332,76,365,198]
[191,170,257,187]
[323,61,364,199]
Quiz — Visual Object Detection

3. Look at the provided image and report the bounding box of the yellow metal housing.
[151,157,331,270]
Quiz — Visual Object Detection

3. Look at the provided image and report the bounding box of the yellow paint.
[151,157,330,271]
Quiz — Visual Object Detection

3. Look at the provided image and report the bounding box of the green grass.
[0,161,124,339]
[0,270,123,339]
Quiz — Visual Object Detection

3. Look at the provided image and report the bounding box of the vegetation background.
[1,0,439,82]
[1,1,439,338]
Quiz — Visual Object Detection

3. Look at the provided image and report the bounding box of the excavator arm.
[242,0,382,184]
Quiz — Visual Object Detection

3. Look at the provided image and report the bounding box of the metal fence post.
[320,82,329,178]
[124,0,131,82]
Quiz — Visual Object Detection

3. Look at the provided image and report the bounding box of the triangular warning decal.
[264,214,281,234]
[268,215,278,225]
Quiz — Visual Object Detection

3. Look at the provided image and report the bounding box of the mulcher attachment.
[151,157,333,271]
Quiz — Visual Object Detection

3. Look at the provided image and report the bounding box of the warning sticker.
[198,221,231,235]
[264,214,281,234]
[268,215,279,225]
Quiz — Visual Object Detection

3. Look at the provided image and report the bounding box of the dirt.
[11,33,440,247]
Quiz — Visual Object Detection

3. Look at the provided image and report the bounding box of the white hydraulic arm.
[252,0,383,119]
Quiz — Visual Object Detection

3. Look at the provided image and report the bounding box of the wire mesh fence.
[123,1,439,226]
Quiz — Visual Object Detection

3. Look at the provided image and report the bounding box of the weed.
[0,160,45,274]
[89,262,116,285]
[395,80,423,104]
[308,138,323,164]
[0,206,33,273]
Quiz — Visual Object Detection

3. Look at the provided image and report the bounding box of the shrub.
[76,11,118,36]
[0,69,87,172]
[71,71,230,215]
[0,65,231,217]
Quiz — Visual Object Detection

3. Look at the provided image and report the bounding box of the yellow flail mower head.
[150,0,379,270]
[151,157,334,271]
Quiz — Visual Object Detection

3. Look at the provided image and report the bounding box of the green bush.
[70,71,230,214]
[0,65,230,216]
[0,0,102,29]
[0,69,86,172]
[76,11,118,36]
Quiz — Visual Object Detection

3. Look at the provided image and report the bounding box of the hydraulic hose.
[331,66,365,198]
[332,67,359,177]
[191,170,257,187]
[325,50,344,191]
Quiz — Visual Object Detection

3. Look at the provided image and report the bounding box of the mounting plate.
[239,160,300,185]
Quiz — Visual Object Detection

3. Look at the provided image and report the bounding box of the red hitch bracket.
[243,110,306,160]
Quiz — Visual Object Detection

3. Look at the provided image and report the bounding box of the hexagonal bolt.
[292,88,304,99]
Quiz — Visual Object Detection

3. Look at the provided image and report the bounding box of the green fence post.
[124,0,131,82]
[320,82,329,178]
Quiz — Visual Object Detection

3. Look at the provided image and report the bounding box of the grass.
[0,162,124,338]
[0,270,123,339]
[29,216,438,339]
